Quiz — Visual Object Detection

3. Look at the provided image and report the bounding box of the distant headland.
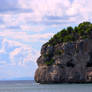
[35,22,92,84]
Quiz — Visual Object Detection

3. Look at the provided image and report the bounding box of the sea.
[0,80,92,92]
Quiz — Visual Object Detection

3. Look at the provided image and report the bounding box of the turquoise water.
[0,81,92,92]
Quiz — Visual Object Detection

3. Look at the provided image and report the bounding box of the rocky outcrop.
[35,38,92,83]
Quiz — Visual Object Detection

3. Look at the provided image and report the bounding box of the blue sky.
[0,0,92,80]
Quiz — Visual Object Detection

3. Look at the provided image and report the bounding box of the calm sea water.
[0,80,92,92]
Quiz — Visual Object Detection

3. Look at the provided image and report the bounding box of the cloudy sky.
[0,0,92,80]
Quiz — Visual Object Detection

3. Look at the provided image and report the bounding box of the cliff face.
[35,38,92,84]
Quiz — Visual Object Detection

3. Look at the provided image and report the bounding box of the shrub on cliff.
[44,21,92,66]
[48,21,92,46]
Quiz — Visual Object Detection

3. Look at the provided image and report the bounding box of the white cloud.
[17,0,92,25]
[2,38,22,47]
[0,44,5,53]
[0,38,40,66]
[0,31,31,42]
[30,33,54,40]
[20,24,45,32]
[0,0,92,28]
[0,13,34,27]
[0,13,46,33]
[0,38,39,79]
[0,61,7,65]
[0,25,6,29]
[1,14,21,26]
[0,30,54,42]
[9,48,22,65]
[0,38,21,54]
[66,0,92,22]
[18,0,71,19]
[9,45,40,66]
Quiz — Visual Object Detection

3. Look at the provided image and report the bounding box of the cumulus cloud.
[19,0,70,15]
[0,38,39,79]
[0,30,54,42]
[18,0,92,24]
[9,44,39,66]
[20,24,46,32]
[0,0,92,25]
[0,0,91,32]
[0,0,71,26]
[4,0,92,27]
[66,0,92,22]
[18,0,70,24]
[0,38,40,66]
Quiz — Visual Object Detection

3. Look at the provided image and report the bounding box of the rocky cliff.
[35,22,92,84]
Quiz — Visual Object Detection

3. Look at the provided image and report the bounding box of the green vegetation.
[48,22,92,46]
[44,53,54,65]
[44,22,92,65]
[45,59,54,65]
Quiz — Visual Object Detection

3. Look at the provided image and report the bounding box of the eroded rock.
[35,39,92,83]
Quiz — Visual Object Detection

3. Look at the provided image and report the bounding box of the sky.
[0,0,92,80]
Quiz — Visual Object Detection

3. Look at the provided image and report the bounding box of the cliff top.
[46,21,92,46]
[40,21,92,66]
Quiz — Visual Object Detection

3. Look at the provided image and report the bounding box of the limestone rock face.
[35,39,92,83]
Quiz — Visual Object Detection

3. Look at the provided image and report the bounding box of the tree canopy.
[48,22,92,46]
